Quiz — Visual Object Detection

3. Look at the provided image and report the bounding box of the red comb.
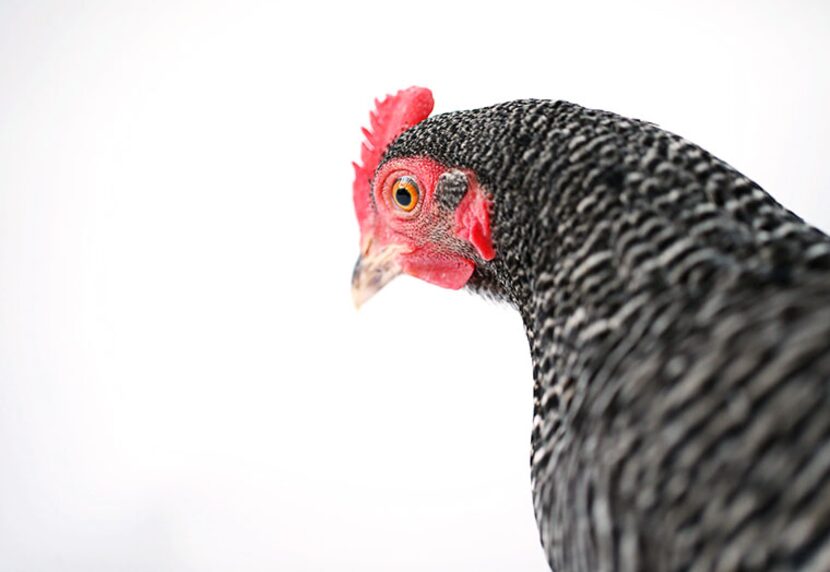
[353,87,434,233]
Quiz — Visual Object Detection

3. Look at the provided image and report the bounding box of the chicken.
[351,87,830,571]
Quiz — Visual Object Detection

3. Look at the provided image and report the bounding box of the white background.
[1,1,828,570]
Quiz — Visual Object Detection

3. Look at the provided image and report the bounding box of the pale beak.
[351,237,404,309]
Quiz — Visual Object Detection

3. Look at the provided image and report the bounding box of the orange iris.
[391,177,419,212]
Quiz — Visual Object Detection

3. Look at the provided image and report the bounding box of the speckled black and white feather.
[384,100,830,571]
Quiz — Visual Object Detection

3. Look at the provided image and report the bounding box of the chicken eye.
[391,177,419,212]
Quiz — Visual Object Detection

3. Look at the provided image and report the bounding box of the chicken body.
[382,100,830,571]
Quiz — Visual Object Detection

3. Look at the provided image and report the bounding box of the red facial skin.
[353,87,434,239]
[353,87,494,296]
[369,156,495,289]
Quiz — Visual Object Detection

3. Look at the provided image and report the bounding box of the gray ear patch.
[435,170,469,210]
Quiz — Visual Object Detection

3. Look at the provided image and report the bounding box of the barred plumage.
[382,100,830,571]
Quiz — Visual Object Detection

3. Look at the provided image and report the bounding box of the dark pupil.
[395,187,413,207]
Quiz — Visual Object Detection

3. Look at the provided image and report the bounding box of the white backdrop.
[1,1,828,570]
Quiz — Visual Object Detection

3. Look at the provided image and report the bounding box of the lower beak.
[351,238,404,308]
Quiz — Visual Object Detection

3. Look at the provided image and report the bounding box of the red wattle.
[401,253,475,290]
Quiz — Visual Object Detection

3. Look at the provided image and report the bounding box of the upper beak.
[351,237,404,309]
